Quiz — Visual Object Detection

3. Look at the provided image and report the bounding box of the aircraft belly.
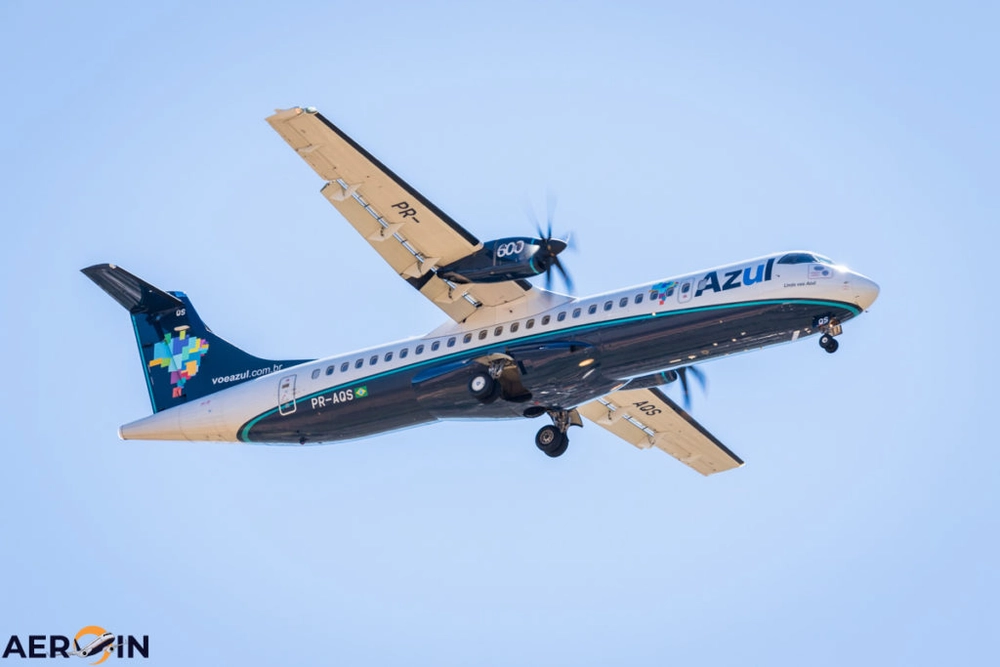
[412,337,619,417]
[598,301,859,379]
[241,372,434,444]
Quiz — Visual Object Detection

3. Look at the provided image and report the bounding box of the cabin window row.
[309,291,653,379]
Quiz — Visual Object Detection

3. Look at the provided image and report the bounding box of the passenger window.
[447,337,456,348]
[573,307,581,318]
[340,362,350,372]
[557,312,566,322]
[384,351,393,362]
[415,344,424,355]
[479,330,488,340]
[400,348,408,359]
[494,326,503,336]
[619,297,628,308]
[325,366,334,376]
[604,300,613,311]
[510,322,519,333]
[311,369,321,380]
[431,341,440,351]
[541,315,551,325]
[588,304,597,315]
[649,289,658,301]
[526,319,535,329]
[355,359,364,369]
[369,355,378,366]
[463,333,472,344]
[634,294,643,304]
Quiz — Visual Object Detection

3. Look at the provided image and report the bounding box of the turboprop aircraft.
[83,106,879,475]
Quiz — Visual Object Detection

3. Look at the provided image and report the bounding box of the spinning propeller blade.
[526,196,574,293]
[677,366,707,411]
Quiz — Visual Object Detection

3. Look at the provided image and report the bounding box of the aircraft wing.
[266,106,535,323]
[578,387,744,476]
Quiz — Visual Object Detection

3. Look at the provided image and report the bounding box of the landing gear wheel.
[468,372,499,402]
[547,436,569,458]
[819,334,839,354]
[535,424,568,457]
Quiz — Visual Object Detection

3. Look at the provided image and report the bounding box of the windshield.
[777,252,836,265]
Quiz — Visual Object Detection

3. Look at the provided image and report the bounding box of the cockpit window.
[777,252,818,265]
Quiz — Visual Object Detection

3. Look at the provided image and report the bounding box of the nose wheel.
[817,316,842,353]
[819,333,839,354]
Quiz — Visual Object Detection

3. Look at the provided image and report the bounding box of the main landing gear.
[468,362,504,403]
[535,424,569,458]
[534,409,580,458]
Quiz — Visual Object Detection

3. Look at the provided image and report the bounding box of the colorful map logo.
[148,326,209,398]
[652,281,678,304]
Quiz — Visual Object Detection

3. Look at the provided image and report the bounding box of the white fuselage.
[119,252,879,443]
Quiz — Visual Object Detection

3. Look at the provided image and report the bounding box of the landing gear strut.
[534,408,580,458]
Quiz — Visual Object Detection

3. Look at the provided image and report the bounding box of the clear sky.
[1,1,997,665]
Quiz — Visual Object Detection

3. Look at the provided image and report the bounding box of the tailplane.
[83,264,310,413]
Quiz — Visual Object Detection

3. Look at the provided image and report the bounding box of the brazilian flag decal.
[355,386,369,398]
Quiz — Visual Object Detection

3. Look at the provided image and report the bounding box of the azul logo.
[695,258,775,298]
[2,627,148,662]
[147,326,209,398]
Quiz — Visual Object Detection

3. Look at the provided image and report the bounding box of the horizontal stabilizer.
[82,264,183,314]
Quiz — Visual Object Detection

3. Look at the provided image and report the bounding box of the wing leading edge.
[266,106,538,323]
[579,387,744,475]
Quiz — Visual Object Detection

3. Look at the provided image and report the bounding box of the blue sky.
[1,1,997,664]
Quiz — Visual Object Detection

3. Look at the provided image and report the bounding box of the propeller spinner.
[529,221,573,292]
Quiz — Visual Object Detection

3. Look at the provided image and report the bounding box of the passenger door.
[278,374,297,416]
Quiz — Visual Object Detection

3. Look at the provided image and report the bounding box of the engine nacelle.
[437,236,559,284]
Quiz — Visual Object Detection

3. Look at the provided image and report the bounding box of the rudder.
[83,264,310,413]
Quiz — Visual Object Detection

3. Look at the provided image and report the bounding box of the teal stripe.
[238,297,860,441]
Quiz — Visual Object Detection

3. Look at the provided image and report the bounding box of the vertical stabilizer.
[82,264,310,413]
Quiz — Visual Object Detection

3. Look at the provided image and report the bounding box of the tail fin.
[83,264,310,413]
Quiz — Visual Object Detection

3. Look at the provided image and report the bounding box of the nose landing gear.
[819,333,839,353]
[817,316,842,353]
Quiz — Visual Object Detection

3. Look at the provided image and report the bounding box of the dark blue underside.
[240,298,860,444]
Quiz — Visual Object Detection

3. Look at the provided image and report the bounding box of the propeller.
[525,195,574,292]
[676,365,707,411]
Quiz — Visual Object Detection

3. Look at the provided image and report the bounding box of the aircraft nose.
[853,273,880,310]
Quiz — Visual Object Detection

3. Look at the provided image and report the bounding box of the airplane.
[68,633,115,660]
[83,106,880,475]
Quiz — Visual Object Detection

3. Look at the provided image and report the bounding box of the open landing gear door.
[579,387,743,475]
